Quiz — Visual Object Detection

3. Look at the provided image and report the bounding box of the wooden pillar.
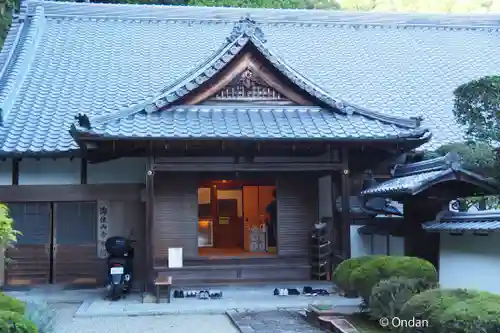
[403,198,443,270]
[340,148,351,258]
[144,166,155,293]
[80,158,88,184]
[329,173,341,270]
[12,159,19,185]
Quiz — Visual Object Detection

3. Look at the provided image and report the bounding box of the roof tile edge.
[0,5,47,125]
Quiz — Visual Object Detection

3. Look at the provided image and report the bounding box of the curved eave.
[423,210,500,233]
[362,168,500,199]
[69,123,431,145]
[0,149,81,158]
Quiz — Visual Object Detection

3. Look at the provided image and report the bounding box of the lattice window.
[209,69,291,102]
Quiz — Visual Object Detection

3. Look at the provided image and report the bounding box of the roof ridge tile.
[27,0,500,29]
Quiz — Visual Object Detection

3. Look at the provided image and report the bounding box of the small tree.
[453,75,500,144]
[0,203,20,260]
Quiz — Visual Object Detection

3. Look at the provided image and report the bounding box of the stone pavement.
[53,304,239,333]
[75,283,361,317]
[227,310,322,333]
[5,286,102,304]
[6,284,361,333]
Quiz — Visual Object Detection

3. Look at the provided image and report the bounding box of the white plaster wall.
[373,234,387,254]
[18,159,80,185]
[350,225,371,257]
[0,161,12,185]
[389,236,405,256]
[87,158,147,184]
[318,176,333,219]
[440,233,500,294]
[350,226,405,257]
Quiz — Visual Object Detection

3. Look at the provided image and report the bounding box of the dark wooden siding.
[6,203,51,286]
[53,202,101,285]
[153,173,198,260]
[277,173,318,257]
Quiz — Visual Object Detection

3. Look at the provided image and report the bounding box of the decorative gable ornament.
[227,16,266,43]
[208,68,291,103]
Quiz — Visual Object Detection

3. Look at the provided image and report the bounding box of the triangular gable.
[75,16,422,130]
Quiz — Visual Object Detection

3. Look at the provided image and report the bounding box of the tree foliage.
[340,0,500,12]
[0,203,18,250]
[424,142,498,178]
[453,76,500,144]
[186,0,340,9]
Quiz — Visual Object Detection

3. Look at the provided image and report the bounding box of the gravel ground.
[53,304,239,333]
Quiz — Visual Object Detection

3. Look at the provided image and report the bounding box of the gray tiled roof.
[76,106,426,140]
[423,210,500,233]
[360,152,500,197]
[361,170,445,196]
[2,1,500,153]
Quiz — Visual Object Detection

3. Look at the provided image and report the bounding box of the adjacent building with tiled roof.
[1,1,500,289]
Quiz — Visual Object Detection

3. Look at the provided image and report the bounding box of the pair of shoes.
[198,290,210,299]
[185,291,197,298]
[315,289,330,296]
[173,290,185,298]
[310,288,329,295]
[288,288,300,295]
[303,286,313,294]
[273,288,289,296]
[209,290,223,299]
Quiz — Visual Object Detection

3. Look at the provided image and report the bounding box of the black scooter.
[105,236,135,301]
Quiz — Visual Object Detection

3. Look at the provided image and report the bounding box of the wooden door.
[6,203,51,286]
[243,186,259,251]
[52,202,101,286]
[214,196,241,248]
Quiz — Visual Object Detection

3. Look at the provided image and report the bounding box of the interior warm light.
[198,220,211,227]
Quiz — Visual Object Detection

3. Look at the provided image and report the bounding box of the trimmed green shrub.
[332,255,385,294]
[0,311,37,333]
[0,293,26,314]
[24,302,56,333]
[439,298,500,333]
[350,256,438,300]
[398,288,479,333]
[369,277,436,320]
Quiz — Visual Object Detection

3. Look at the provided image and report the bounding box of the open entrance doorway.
[197,179,276,257]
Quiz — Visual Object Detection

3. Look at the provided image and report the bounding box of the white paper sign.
[168,248,183,268]
[97,200,111,259]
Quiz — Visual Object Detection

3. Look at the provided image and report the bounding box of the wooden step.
[182,256,308,266]
[158,263,311,283]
